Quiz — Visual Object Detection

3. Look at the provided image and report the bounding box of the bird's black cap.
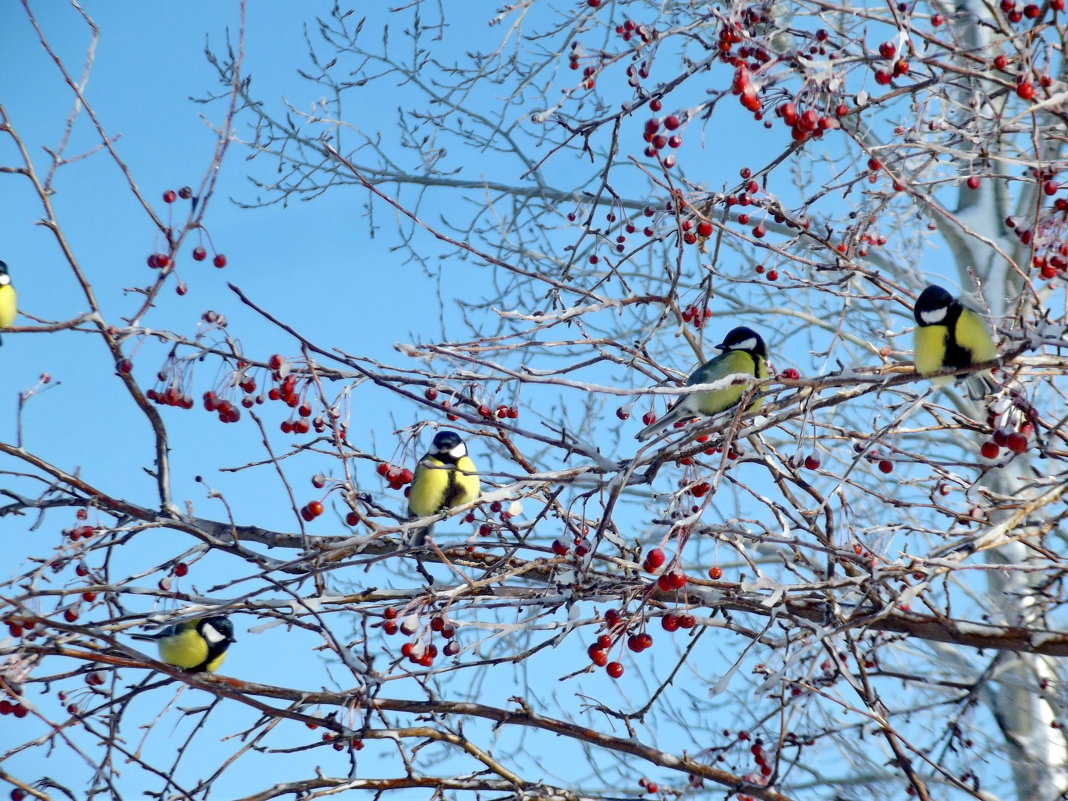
[715,326,767,357]
[914,285,956,324]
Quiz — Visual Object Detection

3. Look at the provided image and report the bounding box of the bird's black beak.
[714,342,727,351]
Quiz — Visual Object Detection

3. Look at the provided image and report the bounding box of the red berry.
[967,176,981,189]
[192,246,207,261]
[163,189,177,203]
[116,358,133,374]
[981,441,1000,459]
[708,566,723,580]
[697,220,713,237]
[645,548,666,569]
[661,614,680,632]
[173,562,189,577]
[664,114,680,130]
[606,661,624,678]
[588,645,608,666]
[178,186,193,199]
[1017,82,1034,100]
[804,454,820,470]
[1006,432,1028,453]
[878,460,893,474]
[213,254,228,268]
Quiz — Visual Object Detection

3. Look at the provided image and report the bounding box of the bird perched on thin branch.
[130,615,236,673]
[0,261,16,345]
[406,430,480,546]
[635,325,769,441]
[912,284,997,385]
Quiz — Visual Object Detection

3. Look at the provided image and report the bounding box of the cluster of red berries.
[643,548,689,591]
[319,731,365,752]
[641,115,684,161]
[681,304,713,327]
[0,697,28,720]
[5,617,36,638]
[477,403,519,420]
[872,40,910,86]
[376,462,415,491]
[999,0,1064,24]
[637,777,660,795]
[550,528,593,556]
[299,500,324,522]
[382,608,461,665]
[201,391,242,423]
[63,525,97,542]
[773,99,840,143]
[1005,178,1068,279]
[980,424,1033,459]
[157,187,228,270]
[613,17,655,44]
[982,397,1037,459]
[147,386,195,411]
[748,740,775,780]
[663,611,700,632]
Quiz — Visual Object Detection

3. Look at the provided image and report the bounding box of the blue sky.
[0,3,1018,798]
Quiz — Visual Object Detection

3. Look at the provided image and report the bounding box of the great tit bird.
[406,430,480,546]
[0,261,16,345]
[913,284,997,384]
[130,615,236,673]
[636,325,769,441]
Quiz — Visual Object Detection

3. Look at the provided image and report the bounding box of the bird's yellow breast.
[0,285,16,329]
[158,626,220,671]
[914,325,949,379]
[408,456,480,517]
[954,308,997,364]
[451,456,480,506]
[694,351,767,415]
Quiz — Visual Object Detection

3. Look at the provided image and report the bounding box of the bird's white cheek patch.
[202,624,227,644]
[447,444,467,459]
[919,308,947,324]
[0,276,9,286]
[731,337,757,351]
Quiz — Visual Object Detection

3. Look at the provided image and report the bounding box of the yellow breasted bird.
[635,325,769,441]
[0,261,16,345]
[913,284,997,385]
[406,430,480,546]
[130,615,236,673]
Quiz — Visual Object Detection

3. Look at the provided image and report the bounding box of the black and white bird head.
[0,260,10,286]
[914,285,956,326]
[199,616,236,644]
[430,430,467,460]
[715,326,767,358]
